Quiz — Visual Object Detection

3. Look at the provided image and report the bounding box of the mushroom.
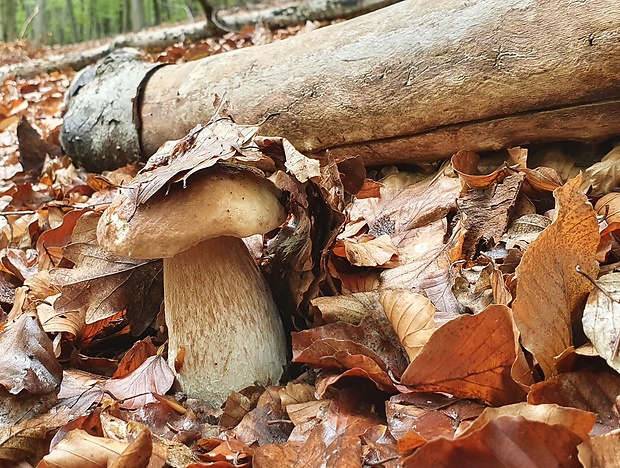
[97,167,288,406]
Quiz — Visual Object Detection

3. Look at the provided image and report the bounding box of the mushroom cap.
[97,168,286,258]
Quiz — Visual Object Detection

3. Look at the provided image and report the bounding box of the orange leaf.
[400,305,526,405]
[512,174,599,377]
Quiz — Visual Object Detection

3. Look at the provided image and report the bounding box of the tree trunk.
[153,0,162,25]
[1,0,18,42]
[131,0,145,30]
[33,0,46,44]
[60,0,620,172]
[65,0,78,43]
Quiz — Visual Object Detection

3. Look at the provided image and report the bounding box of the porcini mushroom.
[97,167,288,406]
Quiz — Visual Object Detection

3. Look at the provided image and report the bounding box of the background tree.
[1,0,18,42]
[131,0,145,30]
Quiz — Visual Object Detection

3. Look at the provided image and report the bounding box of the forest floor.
[2,7,620,468]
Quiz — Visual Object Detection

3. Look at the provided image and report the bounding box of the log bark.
[61,0,620,172]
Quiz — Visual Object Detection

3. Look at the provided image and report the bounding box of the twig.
[267,419,294,425]
[365,455,400,466]
[20,6,39,39]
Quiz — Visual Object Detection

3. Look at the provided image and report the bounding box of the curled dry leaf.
[585,143,620,196]
[103,355,175,410]
[402,416,584,468]
[311,292,380,325]
[595,193,620,225]
[512,174,599,377]
[418,269,464,325]
[591,430,620,468]
[292,320,408,379]
[38,428,129,468]
[108,428,154,468]
[51,212,164,336]
[0,312,62,395]
[528,370,620,433]
[458,172,524,259]
[583,272,620,372]
[400,305,526,406]
[379,289,435,361]
[347,171,460,237]
[343,234,398,267]
[386,393,484,441]
[456,403,596,442]
[451,150,510,188]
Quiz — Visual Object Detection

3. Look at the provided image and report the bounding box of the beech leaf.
[50,212,163,336]
[512,174,599,377]
[528,370,620,433]
[343,234,398,267]
[103,355,175,410]
[379,289,435,361]
[583,272,620,372]
[0,313,62,395]
[400,305,526,405]
[402,416,584,468]
[38,429,129,468]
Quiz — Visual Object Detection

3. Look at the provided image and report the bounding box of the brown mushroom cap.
[97,168,287,259]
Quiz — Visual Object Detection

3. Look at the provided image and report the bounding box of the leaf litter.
[4,32,620,468]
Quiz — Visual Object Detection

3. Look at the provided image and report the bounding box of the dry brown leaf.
[36,293,84,337]
[418,269,464,325]
[0,424,49,465]
[253,442,300,468]
[108,429,153,468]
[458,172,524,258]
[585,143,620,195]
[386,393,484,441]
[279,383,317,408]
[132,118,277,206]
[583,272,620,372]
[112,338,158,379]
[591,430,620,468]
[595,193,620,225]
[50,212,163,336]
[343,234,398,267]
[379,290,435,361]
[379,223,452,290]
[512,174,599,377]
[282,139,320,183]
[451,150,511,188]
[220,391,255,430]
[311,292,380,325]
[38,429,129,468]
[0,312,62,395]
[361,425,399,468]
[292,321,408,380]
[402,416,584,468]
[233,402,291,446]
[103,355,175,410]
[400,305,526,405]
[451,264,494,314]
[528,370,620,433]
[456,403,595,441]
[347,171,460,237]
[35,208,88,271]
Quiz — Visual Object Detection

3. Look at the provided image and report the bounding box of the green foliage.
[2,0,257,45]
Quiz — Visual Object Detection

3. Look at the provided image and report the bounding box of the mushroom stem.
[164,235,287,405]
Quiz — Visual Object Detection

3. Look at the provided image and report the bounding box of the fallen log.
[61,0,620,172]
